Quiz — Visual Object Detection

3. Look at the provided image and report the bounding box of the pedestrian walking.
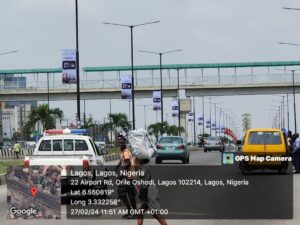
[115,135,137,219]
[287,131,293,154]
[13,141,20,160]
[135,159,167,225]
[293,133,300,173]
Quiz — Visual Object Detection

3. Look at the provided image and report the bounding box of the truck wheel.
[204,149,207,152]
[156,158,162,164]
[240,162,249,175]
[278,167,287,175]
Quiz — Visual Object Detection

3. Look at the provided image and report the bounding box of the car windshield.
[159,137,183,144]
[248,131,282,145]
[206,137,220,141]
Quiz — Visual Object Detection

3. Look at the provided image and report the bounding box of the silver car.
[204,136,225,152]
[95,142,108,155]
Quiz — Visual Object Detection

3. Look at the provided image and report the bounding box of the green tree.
[147,122,168,139]
[23,104,64,133]
[82,116,94,129]
[147,122,184,138]
[242,113,251,132]
[165,125,185,136]
[107,113,131,141]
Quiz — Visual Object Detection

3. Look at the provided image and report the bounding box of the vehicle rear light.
[83,159,90,171]
[177,144,185,150]
[156,144,163,149]
[217,142,222,145]
[24,159,30,167]
[204,141,208,145]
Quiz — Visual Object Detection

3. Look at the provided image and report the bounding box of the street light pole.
[128,100,131,123]
[292,70,297,133]
[83,99,86,124]
[75,0,81,128]
[193,96,196,145]
[214,103,217,136]
[103,21,160,130]
[109,99,113,145]
[287,93,290,131]
[139,49,183,127]
[209,97,212,136]
[274,67,299,132]
[177,69,181,135]
[136,104,152,130]
[212,101,225,136]
[219,107,222,136]
[202,96,205,135]
[47,72,50,106]
[282,96,285,128]
[130,26,135,130]
[144,105,147,130]
[159,53,163,124]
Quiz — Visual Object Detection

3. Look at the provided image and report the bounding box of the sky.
[1,0,300,139]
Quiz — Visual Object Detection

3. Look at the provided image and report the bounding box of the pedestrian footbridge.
[1,60,300,101]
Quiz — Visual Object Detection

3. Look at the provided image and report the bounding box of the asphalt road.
[0,150,299,224]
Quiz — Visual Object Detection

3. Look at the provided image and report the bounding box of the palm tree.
[23,104,64,133]
[147,122,169,139]
[165,125,185,136]
[82,117,94,129]
[108,113,131,133]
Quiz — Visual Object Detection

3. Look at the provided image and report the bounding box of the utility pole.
[287,94,290,131]
[209,97,212,136]
[109,99,112,145]
[75,0,81,128]
[202,96,205,135]
[177,69,181,135]
[193,96,196,145]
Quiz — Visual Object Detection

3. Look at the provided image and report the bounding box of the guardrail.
[0,148,34,159]
[103,153,120,162]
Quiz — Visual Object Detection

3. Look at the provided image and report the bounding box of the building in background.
[0,74,37,142]
[1,103,34,141]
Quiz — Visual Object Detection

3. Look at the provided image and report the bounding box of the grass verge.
[108,147,120,155]
[0,160,24,174]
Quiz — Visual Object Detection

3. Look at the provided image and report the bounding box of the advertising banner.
[120,75,132,99]
[153,91,161,110]
[206,119,211,128]
[221,126,225,133]
[212,123,216,131]
[62,49,76,84]
[187,112,194,122]
[171,101,179,117]
[198,114,203,126]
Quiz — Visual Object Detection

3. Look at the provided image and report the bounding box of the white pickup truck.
[24,134,106,196]
[24,134,105,171]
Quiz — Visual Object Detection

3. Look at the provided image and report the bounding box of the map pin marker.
[31,187,38,197]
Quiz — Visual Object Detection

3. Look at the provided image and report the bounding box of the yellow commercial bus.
[240,128,290,174]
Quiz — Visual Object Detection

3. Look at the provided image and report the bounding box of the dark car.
[236,140,243,152]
